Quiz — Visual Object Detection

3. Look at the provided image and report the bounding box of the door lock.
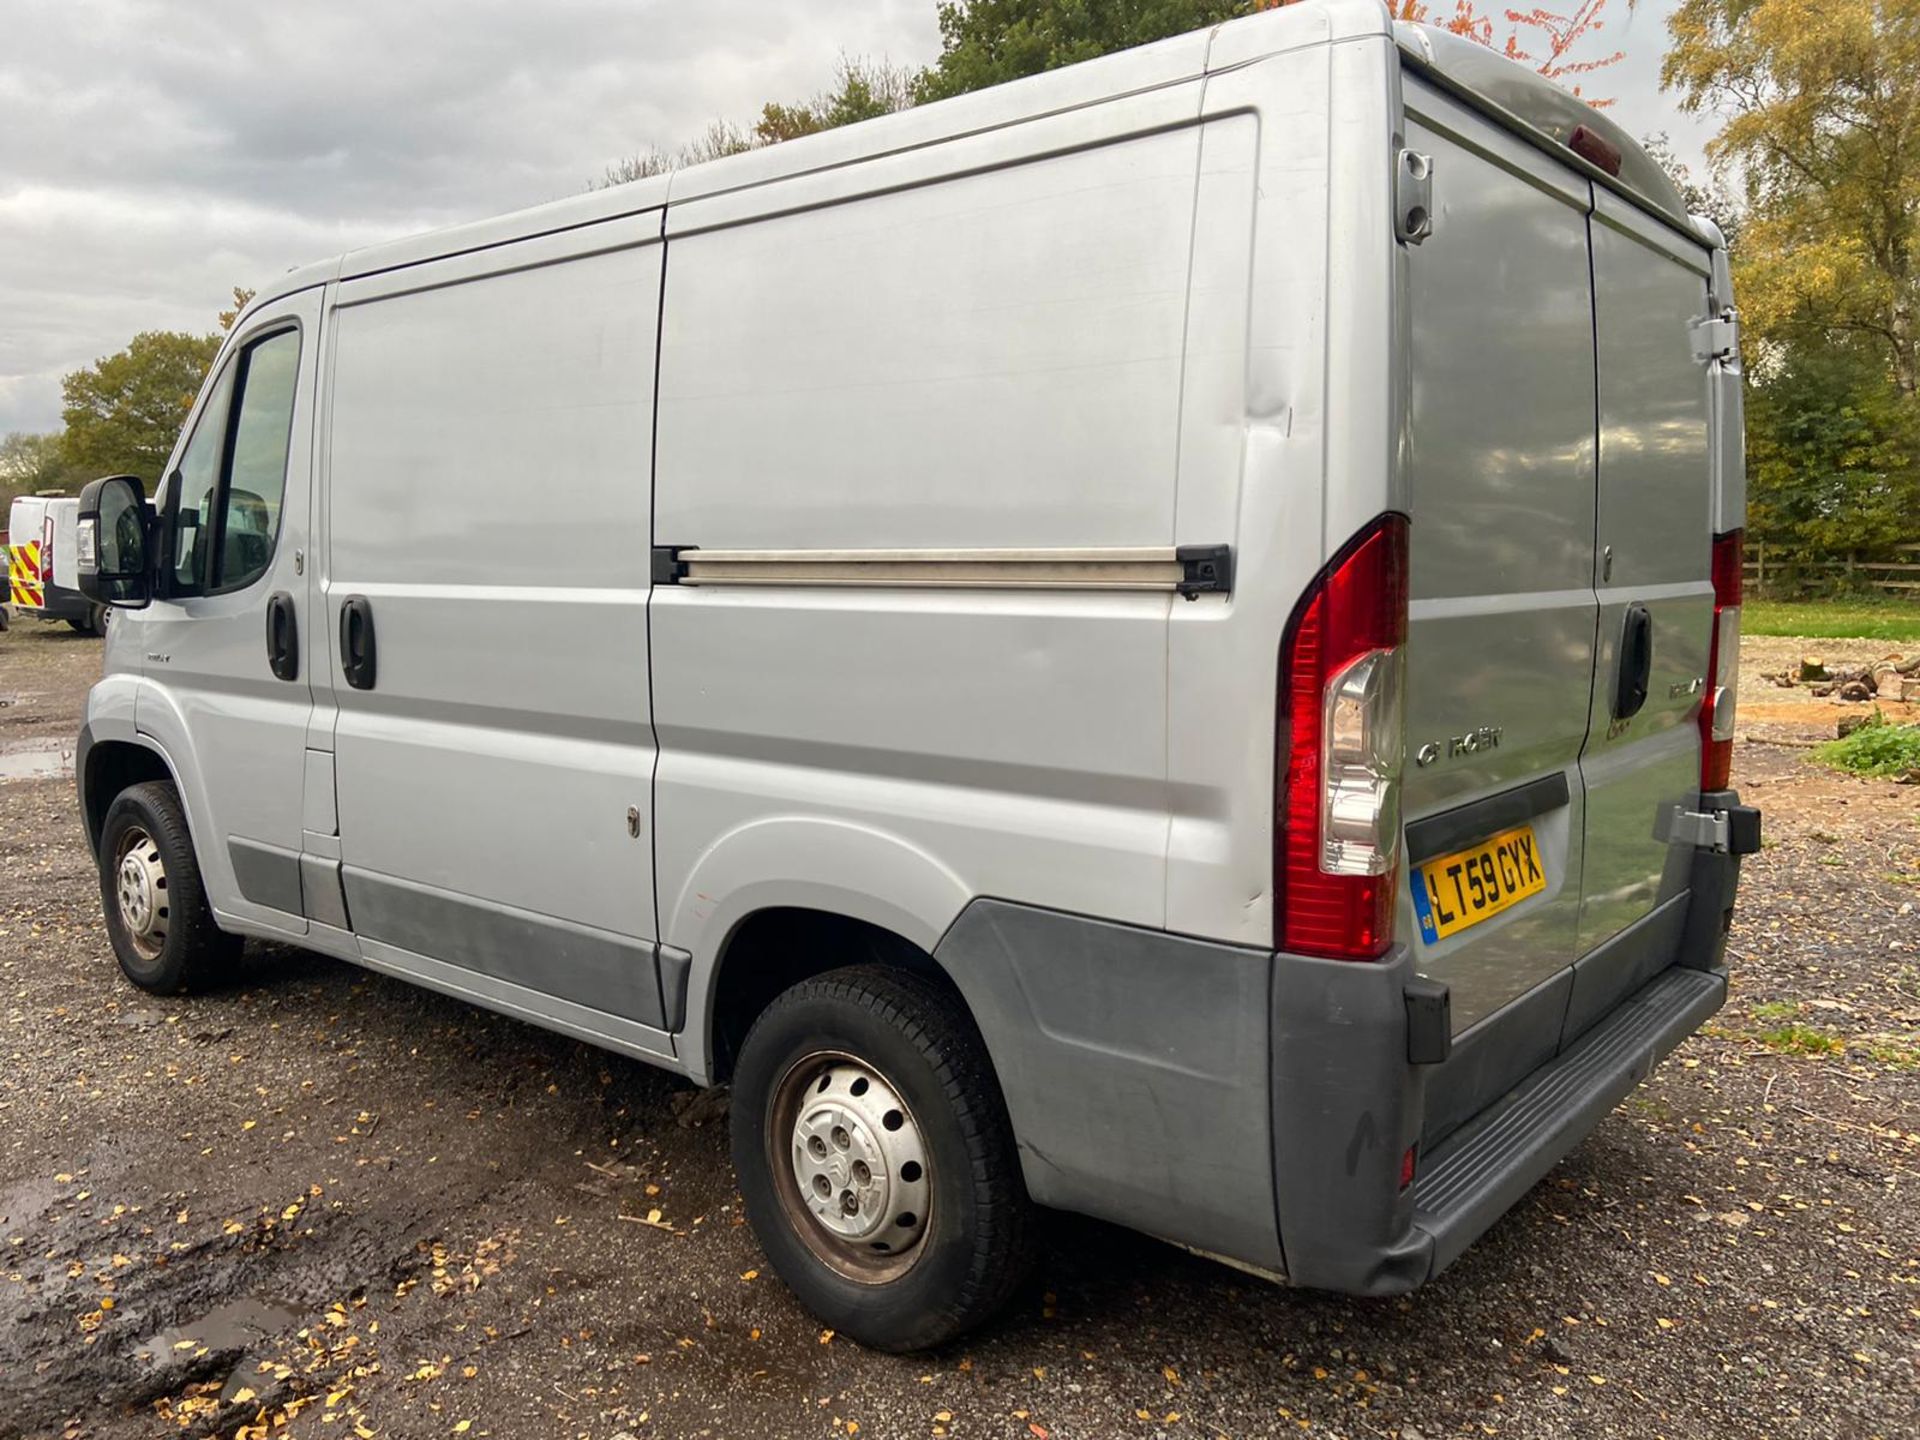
[626,805,642,838]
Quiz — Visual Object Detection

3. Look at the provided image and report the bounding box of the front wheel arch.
[80,736,179,858]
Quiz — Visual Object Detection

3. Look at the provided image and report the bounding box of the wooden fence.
[1745,542,1920,596]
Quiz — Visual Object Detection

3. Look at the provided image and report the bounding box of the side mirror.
[76,474,153,608]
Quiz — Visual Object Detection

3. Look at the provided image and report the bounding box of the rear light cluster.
[1699,529,1743,792]
[1277,515,1410,961]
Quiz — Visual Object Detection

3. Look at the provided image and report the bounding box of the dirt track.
[0,621,1915,1440]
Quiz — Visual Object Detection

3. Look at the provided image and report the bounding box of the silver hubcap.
[114,827,169,960]
[785,1060,931,1261]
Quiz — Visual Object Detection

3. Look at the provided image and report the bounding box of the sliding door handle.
[340,595,377,690]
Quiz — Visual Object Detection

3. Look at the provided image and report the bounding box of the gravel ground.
[0,621,1914,1440]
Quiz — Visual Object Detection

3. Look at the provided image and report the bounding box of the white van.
[9,494,108,633]
[74,3,1759,1348]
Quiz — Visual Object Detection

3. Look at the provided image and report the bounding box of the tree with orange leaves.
[1279,0,1633,106]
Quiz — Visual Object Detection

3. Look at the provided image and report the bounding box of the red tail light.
[1699,529,1743,792]
[1277,515,1410,960]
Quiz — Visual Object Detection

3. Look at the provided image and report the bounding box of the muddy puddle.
[0,736,73,781]
[131,1296,308,1367]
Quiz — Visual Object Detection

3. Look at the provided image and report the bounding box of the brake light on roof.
[1699,529,1743,792]
[1277,514,1410,960]
[1567,124,1623,177]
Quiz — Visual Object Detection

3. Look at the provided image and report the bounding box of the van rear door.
[1398,85,1597,1058]
[1565,193,1717,1036]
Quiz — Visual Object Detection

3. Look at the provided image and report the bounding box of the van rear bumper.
[937,802,1750,1292]
[1271,942,1727,1292]
[13,581,94,626]
[1271,815,1748,1293]
[1413,963,1722,1276]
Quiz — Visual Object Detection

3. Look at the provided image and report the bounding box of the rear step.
[1412,964,1726,1278]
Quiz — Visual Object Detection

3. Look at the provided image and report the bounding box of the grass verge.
[1745,597,1920,641]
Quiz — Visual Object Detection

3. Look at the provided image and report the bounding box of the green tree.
[917,0,1255,102]
[218,287,256,333]
[0,431,81,511]
[1664,0,1920,394]
[1642,131,1739,247]
[756,56,916,142]
[59,329,220,485]
[599,58,913,188]
[1744,338,1920,566]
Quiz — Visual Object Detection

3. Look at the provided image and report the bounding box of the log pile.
[1760,653,1920,701]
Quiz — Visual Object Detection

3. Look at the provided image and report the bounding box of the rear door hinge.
[1692,310,1739,363]
[1395,149,1433,245]
[1665,803,1761,855]
[1666,806,1729,851]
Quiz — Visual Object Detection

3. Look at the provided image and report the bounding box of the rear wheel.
[98,780,241,994]
[731,965,1034,1351]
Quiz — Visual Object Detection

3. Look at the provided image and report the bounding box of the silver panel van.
[73,3,1760,1349]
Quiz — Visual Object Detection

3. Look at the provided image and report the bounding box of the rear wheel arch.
[703,907,991,1087]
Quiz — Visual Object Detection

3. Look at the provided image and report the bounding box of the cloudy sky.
[0,0,1715,438]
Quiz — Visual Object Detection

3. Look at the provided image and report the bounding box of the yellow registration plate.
[1411,823,1547,945]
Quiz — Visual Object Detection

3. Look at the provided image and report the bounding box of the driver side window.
[169,327,301,596]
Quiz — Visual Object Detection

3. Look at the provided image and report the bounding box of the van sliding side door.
[320,215,671,1048]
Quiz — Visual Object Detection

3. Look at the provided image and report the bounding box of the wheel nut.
[832,1126,851,1150]
[808,1136,828,1159]
[840,1191,858,1215]
[813,1174,831,1198]
[852,1160,871,1185]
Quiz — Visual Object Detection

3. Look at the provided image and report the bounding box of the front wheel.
[731,965,1035,1351]
[98,780,242,994]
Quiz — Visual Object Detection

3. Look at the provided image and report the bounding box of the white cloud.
[0,0,1711,436]
[0,0,940,433]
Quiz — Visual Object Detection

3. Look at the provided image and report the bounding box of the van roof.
[246,0,1702,316]
[1392,21,1695,231]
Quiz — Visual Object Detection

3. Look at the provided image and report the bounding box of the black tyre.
[98,780,242,994]
[731,965,1035,1351]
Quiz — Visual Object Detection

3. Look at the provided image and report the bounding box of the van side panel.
[1162,49,1333,948]
[324,220,664,1017]
[653,120,1205,995]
